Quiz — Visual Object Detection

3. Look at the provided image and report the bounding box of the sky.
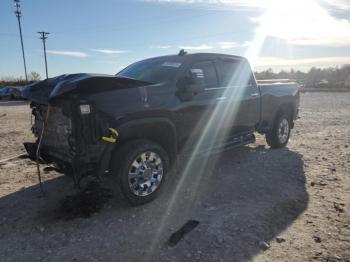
[0,0,350,79]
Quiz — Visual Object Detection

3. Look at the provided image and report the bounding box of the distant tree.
[0,76,26,86]
[29,71,41,81]
[254,64,350,89]
[254,68,275,80]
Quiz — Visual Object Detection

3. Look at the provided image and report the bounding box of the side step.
[180,133,256,160]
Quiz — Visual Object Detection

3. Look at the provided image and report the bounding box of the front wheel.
[266,114,291,148]
[111,139,170,205]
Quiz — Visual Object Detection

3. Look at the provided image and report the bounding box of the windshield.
[116,57,183,83]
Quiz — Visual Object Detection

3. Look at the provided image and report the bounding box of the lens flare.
[146,0,337,259]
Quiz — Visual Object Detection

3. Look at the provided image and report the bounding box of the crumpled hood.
[22,73,151,104]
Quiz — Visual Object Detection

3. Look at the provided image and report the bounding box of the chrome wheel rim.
[277,118,289,144]
[128,151,163,196]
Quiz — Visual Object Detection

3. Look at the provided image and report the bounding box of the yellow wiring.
[102,128,119,143]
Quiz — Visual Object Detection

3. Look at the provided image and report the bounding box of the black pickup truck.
[23,52,299,205]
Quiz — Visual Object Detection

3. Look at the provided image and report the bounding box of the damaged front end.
[25,97,112,184]
[22,73,148,184]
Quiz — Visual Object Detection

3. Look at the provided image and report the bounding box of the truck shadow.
[0,145,307,262]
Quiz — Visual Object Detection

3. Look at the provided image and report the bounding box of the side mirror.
[176,70,205,101]
[187,69,205,93]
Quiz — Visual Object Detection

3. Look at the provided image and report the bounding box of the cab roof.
[143,52,246,62]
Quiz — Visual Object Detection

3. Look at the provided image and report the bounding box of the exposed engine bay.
[32,103,73,162]
[27,100,113,185]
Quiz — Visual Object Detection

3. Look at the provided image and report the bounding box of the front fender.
[114,117,178,164]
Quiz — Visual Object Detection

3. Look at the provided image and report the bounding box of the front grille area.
[32,105,73,161]
[42,106,72,150]
[31,102,109,165]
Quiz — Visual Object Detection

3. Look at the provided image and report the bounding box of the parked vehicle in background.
[0,87,10,99]
[0,86,24,100]
[23,52,300,205]
[14,86,25,99]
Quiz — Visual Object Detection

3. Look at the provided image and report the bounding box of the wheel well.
[275,103,295,127]
[113,120,177,166]
[258,103,295,134]
[280,103,294,117]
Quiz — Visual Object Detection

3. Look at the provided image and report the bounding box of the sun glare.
[256,0,350,46]
[146,1,350,260]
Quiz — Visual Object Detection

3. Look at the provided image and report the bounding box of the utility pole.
[14,0,28,82]
[38,31,49,79]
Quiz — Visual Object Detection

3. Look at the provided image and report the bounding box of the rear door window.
[216,59,254,87]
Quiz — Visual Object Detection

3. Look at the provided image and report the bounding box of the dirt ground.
[0,93,349,262]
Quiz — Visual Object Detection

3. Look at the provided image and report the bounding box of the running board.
[180,133,256,160]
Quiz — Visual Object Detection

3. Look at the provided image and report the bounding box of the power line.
[38,31,49,79]
[14,0,28,82]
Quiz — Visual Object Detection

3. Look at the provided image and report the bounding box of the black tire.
[111,139,170,205]
[266,113,291,148]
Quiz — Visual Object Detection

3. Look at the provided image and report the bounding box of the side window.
[216,59,254,87]
[189,60,219,89]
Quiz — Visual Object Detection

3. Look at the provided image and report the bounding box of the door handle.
[251,93,259,97]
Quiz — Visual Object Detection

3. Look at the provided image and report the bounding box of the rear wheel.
[111,139,169,205]
[266,113,291,148]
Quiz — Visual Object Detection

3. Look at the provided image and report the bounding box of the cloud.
[150,45,172,49]
[252,56,350,68]
[217,41,250,49]
[143,0,265,8]
[322,0,350,11]
[178,44,213,50]
[152,41,250,50]
[46,50,88,58]
[145,0,350,11]
[145,0,350,48]
[251,0,350,47]
[91,49,129,54]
